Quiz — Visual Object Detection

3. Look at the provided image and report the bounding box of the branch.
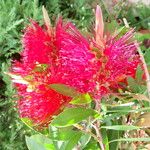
[94,100,105,150]
[74,124,99,142]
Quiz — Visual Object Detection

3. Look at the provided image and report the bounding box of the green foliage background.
[0,0,149,150]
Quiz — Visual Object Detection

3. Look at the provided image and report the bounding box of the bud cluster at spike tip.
[11,6,141,128]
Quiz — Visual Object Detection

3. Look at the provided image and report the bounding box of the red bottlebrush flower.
[91,5,141,97]
[22,21,52,65]
[10,6,141,127]
[55,19,99,93]
[104,30,140,83]
[11,12,99,127]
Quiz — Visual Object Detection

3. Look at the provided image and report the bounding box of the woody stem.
[94,100,105,150]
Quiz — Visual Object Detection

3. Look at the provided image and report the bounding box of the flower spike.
[10,5,142,128]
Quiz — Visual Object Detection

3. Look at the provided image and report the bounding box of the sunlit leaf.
[49,125,81,141]
[51,108,100,127]
[25,134,55,150]
[70,93,92,105]
[21,118,34,129]
[106,107,150,113]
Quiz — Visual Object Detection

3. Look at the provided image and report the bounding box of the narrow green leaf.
[106,102,135,107]
[21,118,33,126]
[127,77,140,93]
[70,93,92,105]
[145,49,150,65]
[101,125,140,131]
[6,19,24,32]
[101,129,109,150]
[51,108,100,127]
[49,84,80,97]
[106,106,150,113]
[135,65,144,83]
[107,105,132,114]
[107,127,119,150]
[109,138,150,143]
[21,118,34,130]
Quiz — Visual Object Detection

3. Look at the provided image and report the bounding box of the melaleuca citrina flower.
[10,7,99,127]
[90,5,141,97]
[10,6,141,128]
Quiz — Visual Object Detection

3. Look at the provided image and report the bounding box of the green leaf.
[6,19,24,32]
[107,105,132,114]
[105,20,119,34]
[101,129,109,150]
[83,139,100,150]
[49,84,80,97]
[107,128,119,150]
[70,93,92,105]
[44,144,56,150]
[51,108,100,127]
[49,125,80,141]
[21,117,48,134]
[21,118,33,128]
[135,65,144,83]
[101,125,140,131]
[25,134,55,150]
[127,77,140,93]
[80,134,91,149]
[106,106,150,113]
[109,138,150,143]
[144,50,150,65]
[106,102,135,107]
[64,132,82,150]
[135,33,150,42]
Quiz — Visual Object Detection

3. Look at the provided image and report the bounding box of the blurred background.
[0,0,149,149]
